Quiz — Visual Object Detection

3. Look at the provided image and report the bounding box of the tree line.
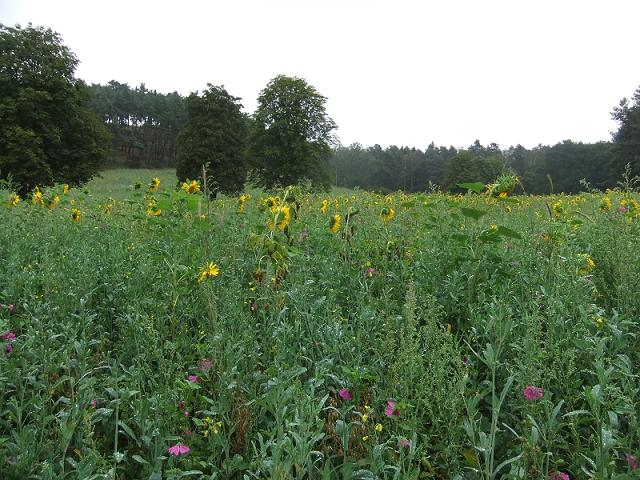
[2,23,640,196]
[328,139,617,194]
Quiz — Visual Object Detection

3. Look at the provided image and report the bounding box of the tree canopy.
[176,85,248,196]
[611,85,640,179]
[0,24,108,194]
[249,75,337,190]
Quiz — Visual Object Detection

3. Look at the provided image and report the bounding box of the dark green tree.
[249,75,337,190]
[611,85,640,179]
[0,24,109,194]
[176,84,247,196]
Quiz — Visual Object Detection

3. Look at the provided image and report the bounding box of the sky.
[2,0,640,150]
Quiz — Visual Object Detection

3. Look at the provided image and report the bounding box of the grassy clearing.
[0,170,639,479]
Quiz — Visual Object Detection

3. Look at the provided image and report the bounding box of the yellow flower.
[595,316,605,328]
[7,192,20,207]
[146,200,161,217]
[238,194,247,213]
[63,184,69,195]
[375,423,383,433]
[362,436,369,442]
[32,187,43,205]
[149,177,161,192]
[320,199,329,214]
[381,207,395,222]
[498,191,508,198]
[198,262,220,283]
[276,205,290,231]
[182,179,201,194]
[362,413,369,424]
[71,208,82,222]
[577,253,595,275]
[330,214,341,233]
[600,196,612,211]
[47,195,60,210]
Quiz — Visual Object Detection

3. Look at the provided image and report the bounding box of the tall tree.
[249,75,337,190]
[176,84,247,196]
[0,24,108,194]
[611,85,640,179]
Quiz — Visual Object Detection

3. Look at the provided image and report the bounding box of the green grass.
[0,171,639,479]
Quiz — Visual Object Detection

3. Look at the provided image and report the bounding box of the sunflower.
[198,262,220,283]
[381,207,395,222]
[320,199,329,214]
[7,192,20,207]
[146,199,161,217]
[32,187,43,205]
[330,214,341,233]
[182,179,201,194]
[63,184,69,195]
[71,208,82,222]
[47,195,60,210]
[149,177,161,192]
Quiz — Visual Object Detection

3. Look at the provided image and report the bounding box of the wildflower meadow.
[1,169,639,479]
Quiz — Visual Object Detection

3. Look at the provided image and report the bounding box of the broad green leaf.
[460,207,487,220]
[457,182,485,193]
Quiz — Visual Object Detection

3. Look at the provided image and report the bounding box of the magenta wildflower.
[184,411,190,417]
[627,454,638,471]
[365,267,376,278]
[619,206,628,214]
[549,471,570,480]
[338,388,352,401]
[90,399,97,408]
[5,343,12,354]
[385,400,400,417]
[187,375,199,383]
[399,438,412,448]
[167,443,190,456]
[177,400,185,410]
[523,385,544,401]
[0,331,16,342]
[198,359,212,372]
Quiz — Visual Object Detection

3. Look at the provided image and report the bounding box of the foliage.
[1,170,640,479]
[612,84,640,179]
[176,85,248,196]
[249,75,337,190]
[0,24,109,195]
[89,81,187,169]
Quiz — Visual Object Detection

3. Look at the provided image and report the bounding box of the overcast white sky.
[2,0,639,150]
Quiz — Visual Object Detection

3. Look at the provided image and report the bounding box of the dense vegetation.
[1,170,640,479]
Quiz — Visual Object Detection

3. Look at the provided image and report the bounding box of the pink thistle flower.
[184,411,190,417]
[619,206,628,214]
[90,399,97,408]
[1,331,16,342]
[5,343,12,354]
[523,385,544,401]
[198,359,212,372]
[338,388,352,401]
[399,438,412,448]
[365,267,376,278]
[385,400,400,417]
[177,400,185,410]
[187,375,199,383]
[627,454,638,471]
[167,443,190,456]
[549,471,570,480]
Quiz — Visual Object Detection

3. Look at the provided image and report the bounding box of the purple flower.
[5,343,12,354]
[549,471,570,480]
[0,331,16,342]
[523,385,544,401]
[385,400,400,417]
[7,304,15,314]
[338,388,352,401]
[627,454,638,471]
[90,399,97,408]
[399,438,412,448]
[187,375,199,383]
[198,359,212,372]
[167,443,190,456]
[177,400,185,410]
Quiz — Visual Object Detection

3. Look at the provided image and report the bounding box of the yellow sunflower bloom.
[71,208,82,222]
[381,207,395,222]
[330,214,341,233]
[198,262,220,283]
[7,192,20,207]
[182,179,201,194]
[149,177,161,193]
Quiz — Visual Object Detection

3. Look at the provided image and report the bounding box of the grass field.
[1,169,639,479]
